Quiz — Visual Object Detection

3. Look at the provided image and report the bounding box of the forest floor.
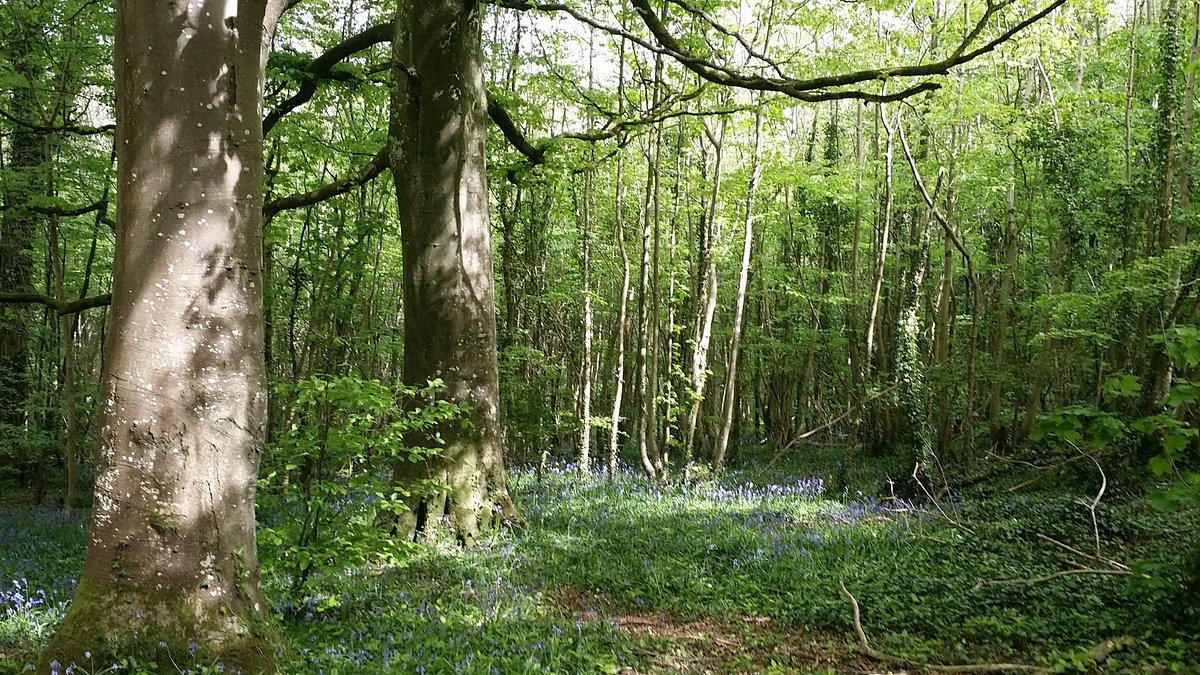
[2,446,1199,674]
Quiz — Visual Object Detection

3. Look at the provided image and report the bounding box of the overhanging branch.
[264,22,393,134]
[263,146,391,221]
[0,292,111,315]
[623,0,1068,103]
[0,108,114,135]
[0,198,108,217]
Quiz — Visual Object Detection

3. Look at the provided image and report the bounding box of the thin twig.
[838,580,1046,673]
[768,382,900,466]
[913,462,976,535]
[1035,534,1129,571]
[972,567,1132,591]
[1005,454,1087,492]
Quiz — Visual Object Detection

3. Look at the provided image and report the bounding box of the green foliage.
[1033,327,1199,608]
[6,448,1200,673]
[257,376,466,594]
[1142,327,1200,512]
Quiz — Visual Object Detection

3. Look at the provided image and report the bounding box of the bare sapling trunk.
[865,103,896,373]
[635,130,661,480]
[608,153,632,476]
[713,105,764,471]
[579,165,594,475]
[682,119,726,477]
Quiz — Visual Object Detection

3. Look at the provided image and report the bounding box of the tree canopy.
[1,0,1199,671]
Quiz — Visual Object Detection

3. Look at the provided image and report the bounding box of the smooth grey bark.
[388,0,520,546]
[713,105,764,471]
[635,130,660,481]
[607,152,632,476]
[41,0,286,671]
[579,166,595,475]
[865,104,895,373]
[607,46,631,477]
[681,120,725,477]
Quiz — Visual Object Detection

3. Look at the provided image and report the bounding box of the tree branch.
[840,580,1046,673]
[664,0,787,78]
[0,108,114,135]
[488,96,547,165]
[0,292,111,315]
[897,120,977,293]
[0,198,108,217]
[972,567,1133,591]
[493,0,672,58]
[627,0,1068,103]
[263,22,394,134]
[263,146,390,221]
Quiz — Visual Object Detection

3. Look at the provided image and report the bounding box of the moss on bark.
[37,577,280,674]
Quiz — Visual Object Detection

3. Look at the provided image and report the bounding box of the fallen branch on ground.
[1004,454,1088,492]
[838,580,1046,673]
[912,462,976,536]
[971,567,1133,591]
[1035,533,1129,571]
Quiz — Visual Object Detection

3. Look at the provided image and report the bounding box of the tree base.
[391,446,525,548]
[38,578,280,674]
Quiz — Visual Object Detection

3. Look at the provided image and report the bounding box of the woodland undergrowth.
[1,446,1198,674]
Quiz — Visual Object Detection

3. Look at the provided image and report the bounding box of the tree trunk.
[41,1,286,670]
[607,151,632,476]
[986,155,1022,446]
[387,0,520,547]
[713,105,764,470]
[682,120,725,476]
[635,130,660,480]
[0,13,42,433]
[579,165,594,475]
[865,105,895,373]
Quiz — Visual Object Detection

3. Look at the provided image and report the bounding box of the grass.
[2,446,1199,673]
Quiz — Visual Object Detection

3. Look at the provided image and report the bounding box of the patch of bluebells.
[2,460,924,674]
[273,570,635,674]
[0,507,86,653]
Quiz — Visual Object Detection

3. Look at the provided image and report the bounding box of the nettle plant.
[258,376,467,594]
[1032,326,1200,509]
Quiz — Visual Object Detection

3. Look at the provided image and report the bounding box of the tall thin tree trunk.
[607,45,631,476]
[987,153,1022,445]
[682,119,726,477]
[608,155,632,476]
[865,105,896,373]
[714,105,764,471]
[635,130,659,480]
[0,13,42,435]
[579,165,594,475]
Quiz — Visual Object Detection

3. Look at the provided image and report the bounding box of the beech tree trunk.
[388,0,519,547]
[41,1,286,670]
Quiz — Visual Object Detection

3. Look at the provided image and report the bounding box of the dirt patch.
[545,587,880,674]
